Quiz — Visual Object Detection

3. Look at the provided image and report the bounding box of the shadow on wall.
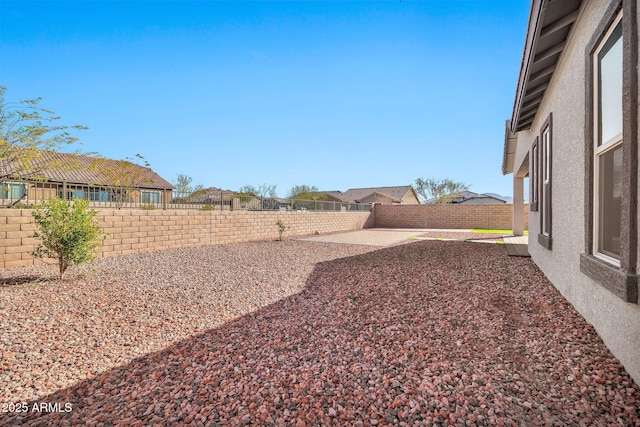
[6,241,638,426]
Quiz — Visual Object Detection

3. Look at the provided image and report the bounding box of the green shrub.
[31,198,106,280]
[276,219,290,241]
[140,203,156,210]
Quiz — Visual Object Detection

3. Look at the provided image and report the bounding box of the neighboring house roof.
[427,191,511,204]
[185,187,235,203]
[451,191,510,204]
[324,191,352,203]
[340,186,418,203]
[2,150,173,190]
[483,193,513,203]
[358,192,398,204]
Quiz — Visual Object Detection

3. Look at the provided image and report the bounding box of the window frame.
[593,12,623,266]
[580,0,638,303]
[537,114,552,250]
[141,190,161,204]
[0,182,26,200]
[530,137,539,211]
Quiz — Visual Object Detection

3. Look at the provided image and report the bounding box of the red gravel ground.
[2,240,639,426]
[417,231,507,241]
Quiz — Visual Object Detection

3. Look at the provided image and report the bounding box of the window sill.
[538,233,552,250]
[580,253,638,303]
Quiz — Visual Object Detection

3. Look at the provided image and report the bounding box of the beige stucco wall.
[400,190,420,205]
[512,0,640,383]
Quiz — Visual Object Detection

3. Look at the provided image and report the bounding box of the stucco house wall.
[509,0,640,383]
[399,190,420,205]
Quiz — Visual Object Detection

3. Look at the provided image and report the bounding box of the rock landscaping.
[1,239,638,426]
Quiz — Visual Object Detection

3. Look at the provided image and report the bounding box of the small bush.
[31,198,106,280]
[140,203,156,210]
[276,219,290,241]
[200,204,214,211]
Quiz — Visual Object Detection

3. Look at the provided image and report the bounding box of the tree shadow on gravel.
[4,240,639,426]
[0,276,47,288]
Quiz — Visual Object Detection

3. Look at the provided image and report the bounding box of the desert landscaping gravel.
[1,239,639,426]
[417,231,507,241]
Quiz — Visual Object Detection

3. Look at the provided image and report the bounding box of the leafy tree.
[91,153,153,209]
[287,184,319,199]
[31,197,106,280]
[173,173,204,201]
[236,183,277,210]
[241,183,277,200]
[287,184,328,201]
[235,185,257,204]
[257,183,278,199]
[174,173,193,196]
[414,177,469,204]
[238,184,257,195]
[0,86,87,180]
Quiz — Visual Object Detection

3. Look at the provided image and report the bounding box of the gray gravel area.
[1,240,639,426]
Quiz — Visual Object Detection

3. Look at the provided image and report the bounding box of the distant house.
[446,191,511,204]
[327,186,420,205]
[0,150,173,207]
[175,187,236,208]
[501,0,640,382]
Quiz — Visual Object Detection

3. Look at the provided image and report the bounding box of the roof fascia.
[511,0,545,133]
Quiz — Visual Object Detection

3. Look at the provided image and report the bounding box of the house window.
[58,188,84,201]
[141,190,160,204]
[594,14,623,264]
[530,137,539,211]
[538,114,552,249]
[0,183,26,200]
[89,188,110,202]
[580,2,638,303]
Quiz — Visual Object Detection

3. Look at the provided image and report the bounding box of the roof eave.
[511,0,545,134]
[502,119,517,175]
[510,0,583,133]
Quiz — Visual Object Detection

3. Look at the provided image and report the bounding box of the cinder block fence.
[0,209,375,269]
[0,203,528,269]
[375,204,529,230]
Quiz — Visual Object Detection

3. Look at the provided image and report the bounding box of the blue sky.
[1,0,530,198]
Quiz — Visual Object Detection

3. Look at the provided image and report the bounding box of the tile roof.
[340,186,414,203]
[324,191,353,202]
[2,150,173,189]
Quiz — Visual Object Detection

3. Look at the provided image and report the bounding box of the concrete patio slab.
[504,235,530,257]
[296,228,429,247]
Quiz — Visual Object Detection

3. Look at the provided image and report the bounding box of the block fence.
[0,204,530,269]
[375,203,529,230]
[0,209,375,269]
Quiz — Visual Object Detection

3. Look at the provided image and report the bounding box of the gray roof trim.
[510,0,583,133]
[502,120,518,175]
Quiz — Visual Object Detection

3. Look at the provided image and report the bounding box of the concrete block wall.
[0,209,375,269]
[0,204,529,270]
[375,204,529,230]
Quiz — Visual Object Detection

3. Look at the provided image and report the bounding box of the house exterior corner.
[503,0,640,383]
